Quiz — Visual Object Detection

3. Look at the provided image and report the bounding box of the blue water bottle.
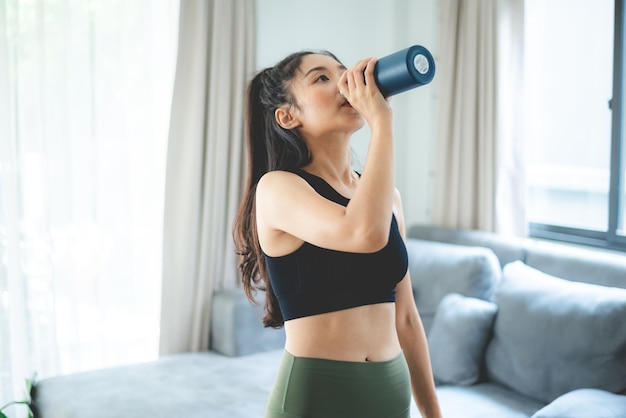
[374,45,435,97]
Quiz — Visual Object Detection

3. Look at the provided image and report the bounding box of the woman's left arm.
[393,190,442,418]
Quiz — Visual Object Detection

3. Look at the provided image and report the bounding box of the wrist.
[368,112,393,129]
[369,119,393,139]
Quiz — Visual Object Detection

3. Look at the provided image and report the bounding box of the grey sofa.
[32,224,626,418]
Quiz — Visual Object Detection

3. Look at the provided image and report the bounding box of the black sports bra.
[263,169,409,321]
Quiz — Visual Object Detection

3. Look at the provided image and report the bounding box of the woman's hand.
[338,57,392,129]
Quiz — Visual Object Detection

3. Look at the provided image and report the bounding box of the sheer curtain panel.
[0,1,179,415]
[160,0,255,355]
[434,0,525,234]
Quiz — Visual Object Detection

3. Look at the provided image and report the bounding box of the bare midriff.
[283,302,402,363]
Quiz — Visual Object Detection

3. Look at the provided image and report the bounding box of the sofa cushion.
[33,350,284,418]
[486,261,626,403]
[531,389,626,418]
[436,383,545,418]
[428,293,497,385]
[406,239,501,333]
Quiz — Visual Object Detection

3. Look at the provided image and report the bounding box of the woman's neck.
[303,150,354,183]
[302,133,354,179]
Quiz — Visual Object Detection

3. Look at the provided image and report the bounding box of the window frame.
[529,0,626,252]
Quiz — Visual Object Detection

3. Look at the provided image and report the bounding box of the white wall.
[255,0,438,227]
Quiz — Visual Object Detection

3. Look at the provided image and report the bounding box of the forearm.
[346,121,395,241]
[399,316,442,418]
[338,57,396,248]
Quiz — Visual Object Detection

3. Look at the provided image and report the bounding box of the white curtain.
[0,0,178,415]
[159,0,255,355]
[434,0,525,234]
[495,0,526,236]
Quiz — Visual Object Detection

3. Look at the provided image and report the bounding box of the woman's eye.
[316,75,330,82]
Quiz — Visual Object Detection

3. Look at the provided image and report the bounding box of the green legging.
[264,351,411,418]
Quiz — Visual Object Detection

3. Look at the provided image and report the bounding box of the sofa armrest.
[210,288,285,356]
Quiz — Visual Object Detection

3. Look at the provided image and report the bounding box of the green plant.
[0,373,37,418]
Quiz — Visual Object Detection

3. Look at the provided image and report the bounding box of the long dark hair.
[233,50,341,328]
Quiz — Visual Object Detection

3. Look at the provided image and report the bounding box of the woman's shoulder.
[257,170,308,196]
[256,170,322,226]
[259,169,300,184]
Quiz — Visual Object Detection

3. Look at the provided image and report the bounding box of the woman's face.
[288,54,365,139]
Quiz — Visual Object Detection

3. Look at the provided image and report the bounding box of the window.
[524,0,626,250]
[0,1,179,413]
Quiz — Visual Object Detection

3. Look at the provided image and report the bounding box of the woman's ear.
[275,106,300,129]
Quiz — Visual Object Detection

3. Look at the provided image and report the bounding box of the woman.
[233,50,442,418]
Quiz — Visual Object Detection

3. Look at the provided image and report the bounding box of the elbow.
[396,313,426,350]
[354,225,389,252]
[342,209,391,252]
[396,310,422,335]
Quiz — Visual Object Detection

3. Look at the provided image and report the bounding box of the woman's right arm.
[256,58,396,254]
[339,57,396,250]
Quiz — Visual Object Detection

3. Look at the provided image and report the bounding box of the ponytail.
[233,50,341,328]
